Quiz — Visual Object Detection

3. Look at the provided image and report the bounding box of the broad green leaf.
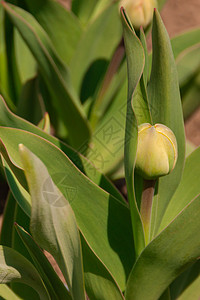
[19,145,85,300]
[81,235,124,300]
[2,149,124,298]
[15,224,72,300]
[177,44,200,86]
[148,10,185,235]
[159,146,200,231]
[125,194,200,300]
[24,0,83,65]
[0,284,22,300]
[2,158,31,217]
[0,246,50,300]
[17,76,45,125]
[70,2,122,95]
[170,261,200,300]
[72,0,98,25]
[3,2,91,149]
[14,29,36,84]
[72,0,111,25]
[182,71,200,120]
[0,96,124,203]
[177,278,200,300]
[0,127,134,290]
[121,8,145,256]
[14,167,124,300]
[171,28,200,60]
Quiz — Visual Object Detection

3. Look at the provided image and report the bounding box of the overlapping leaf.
[24,0,83,65]
[0,96,124,203]
[121,8,147,256]
[0,127,134,290]
[125,194,200,300]
[16,145,84,300]
[148,10,185,235]
[0,246,50,300]
[2,2,90,149]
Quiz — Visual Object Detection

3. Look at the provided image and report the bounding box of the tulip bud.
[120,0,157,29]
[135,123,178,180]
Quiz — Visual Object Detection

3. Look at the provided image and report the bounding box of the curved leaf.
[0,284,22,300]
[171,27,200,60]
[19,144,85,300]
[125,194,200,300]
[121,8,145,256]
[2,2,91,149]
[0,127,134,290]
[81,235,124,300]
[0,246,50,300]
[170,260,200,300]
[15,224,72,300]
[24,0,82,65]
[0,96,125,203]
[159,146,200,231]
[148,10,185,235]
[70,2,122,94]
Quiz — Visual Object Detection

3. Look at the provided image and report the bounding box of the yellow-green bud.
[120,0,157,29]
[135,123,178,180]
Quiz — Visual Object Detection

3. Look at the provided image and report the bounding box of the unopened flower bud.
[135,123,178,180]
[120,0,157,29]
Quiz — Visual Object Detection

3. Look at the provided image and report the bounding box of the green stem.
[140,179,156,245]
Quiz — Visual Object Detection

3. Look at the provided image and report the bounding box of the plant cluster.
[0,0,200,299]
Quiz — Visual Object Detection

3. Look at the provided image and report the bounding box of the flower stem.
[140,179,156,245]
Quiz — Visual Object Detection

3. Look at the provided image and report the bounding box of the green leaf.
[72,0,98,25]
[125,194,200,300]
[14,29,36,84]
[17,76,45,125]
[81,235,124,300]
[170,261,200,300]
[24,0,83,65]
[87,81,127,174]
[181,71,200,120]
[121,8,145,256]
[19,144,85,300]
[147,10,185,235]
[177,44,200,86]
[15,224,72,300]
[0,246,50,300]
[71,0,111,26]
[2,2,91,149]
[0,192,16,247]
[0,127,134,290]
[159,146,200,231]
[70,2,122,95]
[0,284,22,300]
[171,28,200,60]
[0,96,124,203]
